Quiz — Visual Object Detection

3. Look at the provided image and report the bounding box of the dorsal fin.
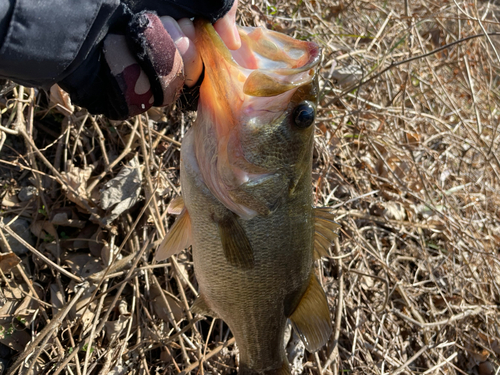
[216,213,255,269]
[289,273,332,352]
[313,208,340,259]
[156,208,192,261]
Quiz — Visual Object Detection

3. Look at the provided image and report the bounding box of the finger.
[178,18,203,87]
[213,0,241,50]
[162,16,203,88]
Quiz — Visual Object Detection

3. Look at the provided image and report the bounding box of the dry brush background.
[0,0,499,374]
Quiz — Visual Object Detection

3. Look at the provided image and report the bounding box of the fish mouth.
[193,20,321,219]
[195,20,321,98]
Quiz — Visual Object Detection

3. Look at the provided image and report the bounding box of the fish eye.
[293,101,316,128]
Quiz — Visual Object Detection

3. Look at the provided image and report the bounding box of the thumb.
[214,0,241,50]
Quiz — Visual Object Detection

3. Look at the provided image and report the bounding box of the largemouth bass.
[157,20,339,375]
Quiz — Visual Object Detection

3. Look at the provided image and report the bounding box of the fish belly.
[180,129,314,372]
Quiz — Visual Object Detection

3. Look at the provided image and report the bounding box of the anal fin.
[156,208,192,261]
[289,274,332,352]
[313,208,340,259]
[217,213,254,269]
[191,294,218,318]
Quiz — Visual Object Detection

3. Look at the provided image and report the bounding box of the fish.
[156,19,340,375]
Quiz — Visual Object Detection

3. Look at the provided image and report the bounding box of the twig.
[179,337,236,375]
[7,282,88,375]
[53,239,152,375]
[422,352,458,375]
[0,224,83,282]
[86,117,140,194]
[393,306,484,328]
[391,345,429,375]
[325,32,500,106]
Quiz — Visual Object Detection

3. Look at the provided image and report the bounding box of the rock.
[0,216,34,255]
[18,186,37,202]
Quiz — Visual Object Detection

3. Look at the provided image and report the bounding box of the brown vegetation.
[0,0,499,374]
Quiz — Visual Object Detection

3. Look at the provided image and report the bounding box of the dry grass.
[1,0,500,374]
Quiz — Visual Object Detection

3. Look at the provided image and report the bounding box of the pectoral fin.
[191,294,218,318]
[217,213,255,269]
[156,209,192,261]
[167,196,185,215]
[289,274,332,352]
[313,208,340,259]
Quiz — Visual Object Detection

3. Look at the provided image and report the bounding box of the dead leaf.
[13,294,38,325]
[64,252,103,278]
[150,283,184,322]
[61,164,94,209]
[0,287,33,352]
[329,65,363,86]
[153,294,184,322]
[0,252,21,273]
[100,156,142,225]
[101,242,115,267]
[1,216,34,255]
[49,84,74,115]
[1,192,21,208]
[108,364,128,375]
[147,106,167,122]
[18,186,38,202]
[104,314,130,343]
[30,220,58,240]
[89,229,104,257]
[383,202,406,221]
[1,285,23,300]
[51,207,86,228]
[492,340,500,356]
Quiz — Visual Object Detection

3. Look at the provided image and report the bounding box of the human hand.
[59,0,239,120]
[161,0,240,89]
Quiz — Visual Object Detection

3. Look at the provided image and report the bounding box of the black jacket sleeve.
[0,0,234,90]
[0,0,121,89]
